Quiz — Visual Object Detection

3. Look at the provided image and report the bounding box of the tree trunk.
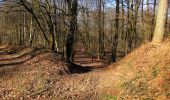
[98,0,105,59]
[150,0,157,41]
[152,0,168,43]
[127,0,133,53]
[111,0,119,62]
[66,0,78,62]
[29,16,35,47]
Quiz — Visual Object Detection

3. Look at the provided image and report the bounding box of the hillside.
[107,40,170,100]
[0,40,170,100]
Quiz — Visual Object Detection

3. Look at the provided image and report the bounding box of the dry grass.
[106,40,170,100]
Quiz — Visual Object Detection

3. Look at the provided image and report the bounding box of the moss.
[152,67,160,78]
[102,94,117,100]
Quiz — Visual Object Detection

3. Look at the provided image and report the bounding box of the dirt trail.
[74,42,110,69]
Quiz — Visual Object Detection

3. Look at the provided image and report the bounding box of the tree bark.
[111,0,119,62]
[150,0,157,41]
[98,0,105,59]
[152,0,168,43]
[66,0,78,62]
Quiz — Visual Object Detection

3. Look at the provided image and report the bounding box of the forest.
[0,0,170,99]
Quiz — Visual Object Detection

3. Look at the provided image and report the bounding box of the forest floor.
[0,40,170,100]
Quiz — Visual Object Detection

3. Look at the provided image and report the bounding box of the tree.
[66,0,78,62]
[1,0,170,63]
[150,0,157,41]
[19,0,50,45]
[111,0,119,62]
[152,0,168,43]
[97,0,105,59]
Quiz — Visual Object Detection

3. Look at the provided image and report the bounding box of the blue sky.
[106,0,155,9]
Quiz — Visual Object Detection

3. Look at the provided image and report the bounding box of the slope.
[103,40,170,100]
[0,40,170,100]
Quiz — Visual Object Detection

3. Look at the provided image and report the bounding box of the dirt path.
[74,42,111,69]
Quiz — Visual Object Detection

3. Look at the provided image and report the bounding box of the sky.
[105,0,158,11]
